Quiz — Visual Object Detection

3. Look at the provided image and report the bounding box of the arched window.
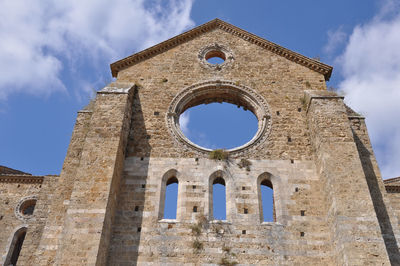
[5,227,27,266]
[163,176,178,219]
[211,176,226,220]
[260,179,275,222]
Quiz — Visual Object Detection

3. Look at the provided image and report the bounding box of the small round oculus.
[15,196,37,221]
[198,44,234,70]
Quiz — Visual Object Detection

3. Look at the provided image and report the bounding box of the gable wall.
[107,28,339,265]
[118,28,326,160]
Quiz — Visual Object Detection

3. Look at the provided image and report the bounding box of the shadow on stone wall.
[353,132,400,264]
[107,87,151,265]
[126,86,152,157]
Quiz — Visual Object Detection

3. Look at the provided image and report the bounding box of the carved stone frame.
[15,196,37,221]
[198,43,234,70]
[166,80,271,156]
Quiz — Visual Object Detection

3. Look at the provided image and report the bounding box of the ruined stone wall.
[107,158,333,265]
[386,191,400,228]
[104,27,397,265]
[350,116,400,262]
[0,175,57,265]
[108,28,339,265]
[28,110,92,265]
[305,90,393,265]
[1,21,398,266]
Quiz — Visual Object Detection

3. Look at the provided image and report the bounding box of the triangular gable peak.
[110,18,333,80]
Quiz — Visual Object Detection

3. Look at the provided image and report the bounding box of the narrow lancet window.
[212,177,226,220]
[5,227,27,266]
[163,176,178,219]
[260,179,275,222]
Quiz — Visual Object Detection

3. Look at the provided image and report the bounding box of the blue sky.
[1,0,400,182]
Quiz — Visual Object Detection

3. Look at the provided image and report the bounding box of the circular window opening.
[20,199,36,216]
[179,102,258,150]
[167,81,271,155]
[205,50,226,65]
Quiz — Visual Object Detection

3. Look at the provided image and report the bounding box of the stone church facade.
[1,19,400,265]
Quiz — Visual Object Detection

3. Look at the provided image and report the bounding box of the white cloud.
[324,26,347,55]
[0,0,194,100]
[337,1,400,178]
[179,111,190,136]
[179,111,218,149]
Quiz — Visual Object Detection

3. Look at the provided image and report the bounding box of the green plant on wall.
[300,96,307,109]
[192,239,203,252]
[190,224,202,236]
[219,257,238,266]
[209,149,229,160]
[237,159,251,171]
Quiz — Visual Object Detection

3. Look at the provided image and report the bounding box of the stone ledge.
[348,116,365,120]
[98,83,135,94]
[304,90,344,113]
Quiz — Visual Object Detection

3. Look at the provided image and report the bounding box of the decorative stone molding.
[385,185,400,193]
[384,177,400,193]
[166,80,271,157]
[0,175,44,184]
[15,196,38,221]
[198,43,234,70]
[110,19,332,80]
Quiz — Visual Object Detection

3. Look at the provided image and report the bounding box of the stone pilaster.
[55,83,134,265]
[31,109,93,266]
[305,90,391,265]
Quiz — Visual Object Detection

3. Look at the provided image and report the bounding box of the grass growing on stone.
[192,239,203,251]
[222,245,231,253]
[209,149,229,160]
[300,96,307,109]
[190,224,202,236]
[219,257,238,266]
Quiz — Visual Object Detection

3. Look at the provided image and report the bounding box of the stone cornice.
[348,116,365,120]
[384,176,400,184]
[384,177,400,193]
[110,18,333,80]
[385,185,400,193]
[0,175,44,184]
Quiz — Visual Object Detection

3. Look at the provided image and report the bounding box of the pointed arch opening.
[4,227,27,266]
[259,174,275,222]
